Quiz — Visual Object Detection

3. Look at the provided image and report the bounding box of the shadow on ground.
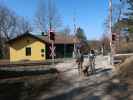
[0,73,58,100]
[40,79,111,100]
[0,68,58,79]
[0,66,130,100]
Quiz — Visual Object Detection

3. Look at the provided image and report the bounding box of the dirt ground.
[35,55,117,100]
[0,55,131,100]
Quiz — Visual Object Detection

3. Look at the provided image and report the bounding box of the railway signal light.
[112,33,116,41]
[50,31,55,41]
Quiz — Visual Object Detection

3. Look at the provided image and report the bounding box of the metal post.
[64,44,66,58]
[109,0,112,42]
[73,41,76,58]
[49,23,55,64]
[73,13,77,59]
[52,40,54,64]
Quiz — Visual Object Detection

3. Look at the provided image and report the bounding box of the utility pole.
[109,0,114,65]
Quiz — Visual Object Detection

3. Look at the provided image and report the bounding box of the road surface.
[36,55,117,100]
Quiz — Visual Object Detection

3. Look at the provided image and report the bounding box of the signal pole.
[109,0,114,65]
[48,0,55,64]
[73,13,77,58]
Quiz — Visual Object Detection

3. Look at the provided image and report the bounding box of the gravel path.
[37,55,116,100]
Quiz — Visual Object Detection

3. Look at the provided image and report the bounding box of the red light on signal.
[50,31,55,41]
[112,33,116,41]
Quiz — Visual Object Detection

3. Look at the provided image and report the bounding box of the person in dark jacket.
[76,48,84,76]
[89,49,96,74]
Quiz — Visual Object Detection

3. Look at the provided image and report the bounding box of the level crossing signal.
[50,31,55,41]
[112,33,116,41]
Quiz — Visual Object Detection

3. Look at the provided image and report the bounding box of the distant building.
[7,32,80,62]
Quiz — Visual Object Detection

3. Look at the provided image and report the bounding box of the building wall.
[9,36,46,62]
[45,44,74,59]
[55,44,74,58]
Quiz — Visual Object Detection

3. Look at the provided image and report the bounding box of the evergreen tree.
[122,0,133,38]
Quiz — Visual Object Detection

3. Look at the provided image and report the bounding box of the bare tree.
[34,0,62,32]
[34,0,47,32]
[103,16,110,35]
[0,4,32,58]
[59,26,71,36]
[0,4,17,40]
[100,34,110,50]
[112,0,126,24]
[0,4,17,58]
[15,16,32,35]
[0,4,32,39]
[47,0,62,31]
[103,1,126,35]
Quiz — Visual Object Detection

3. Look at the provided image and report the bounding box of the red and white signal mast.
[49,29,56,64]
[111,33,117,54]
[109,0,115,65]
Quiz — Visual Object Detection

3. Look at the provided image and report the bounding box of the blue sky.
[1,0,120,40]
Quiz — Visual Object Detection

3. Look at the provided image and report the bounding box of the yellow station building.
[7,32,79,62]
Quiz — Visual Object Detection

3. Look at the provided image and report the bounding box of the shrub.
[119,42,133,54]
[118,56,133,79]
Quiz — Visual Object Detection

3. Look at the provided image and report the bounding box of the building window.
[41,54,44,57]
[41,49,45,57]
[26,47,31,56]
[41,49,44,53]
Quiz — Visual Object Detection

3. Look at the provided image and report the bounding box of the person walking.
[76,48,84,76]
[89,49,96,74]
